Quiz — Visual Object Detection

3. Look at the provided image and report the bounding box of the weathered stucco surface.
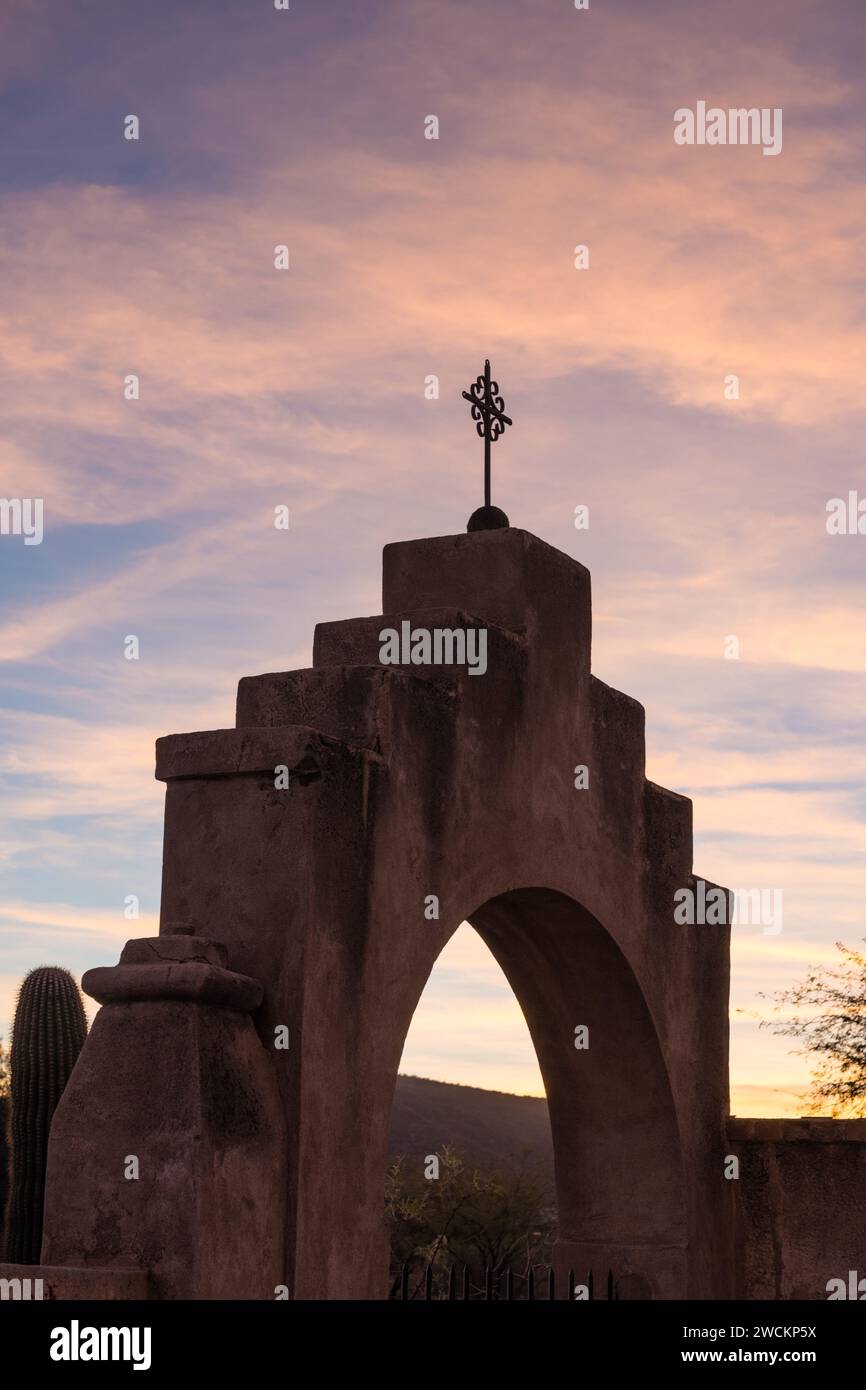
[728,1118,866,1299]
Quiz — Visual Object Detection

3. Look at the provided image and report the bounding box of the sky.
[1,0,865,1118]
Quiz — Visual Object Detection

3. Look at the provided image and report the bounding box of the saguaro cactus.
[3,967,87,1264]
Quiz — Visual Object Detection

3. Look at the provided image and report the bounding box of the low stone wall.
[728,1118,866,1299]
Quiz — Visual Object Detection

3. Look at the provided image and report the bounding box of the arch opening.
[387,920,555,1298]
[385,887,686,1299]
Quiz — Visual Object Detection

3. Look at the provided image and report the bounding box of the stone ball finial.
[467,505,510,532]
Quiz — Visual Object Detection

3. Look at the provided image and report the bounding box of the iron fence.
[392,1264,619,1300]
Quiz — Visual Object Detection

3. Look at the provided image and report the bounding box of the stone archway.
[388,886,687,1298]
[35,526,737,1300]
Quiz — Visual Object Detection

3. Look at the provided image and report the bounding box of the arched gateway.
[35,525,737,1299]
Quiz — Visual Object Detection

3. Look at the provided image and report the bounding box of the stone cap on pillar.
[83,935,263,1012]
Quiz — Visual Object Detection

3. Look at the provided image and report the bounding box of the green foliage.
[3,967,88,1264]
[761,939,866,1116]
[385,1144,556,1298]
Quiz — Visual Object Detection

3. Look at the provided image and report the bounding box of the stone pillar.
[40,930,287,1300]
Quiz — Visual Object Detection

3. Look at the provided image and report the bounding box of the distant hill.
[389,1074,554,1188]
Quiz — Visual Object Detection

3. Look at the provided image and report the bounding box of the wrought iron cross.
[462,359,513,511]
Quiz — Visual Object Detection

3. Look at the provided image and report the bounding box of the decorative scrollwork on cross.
[461,359,513,511]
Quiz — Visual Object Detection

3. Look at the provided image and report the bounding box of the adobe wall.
[728,1118,866,1299]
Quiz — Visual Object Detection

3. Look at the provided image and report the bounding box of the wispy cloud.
[1,0,864,1109]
